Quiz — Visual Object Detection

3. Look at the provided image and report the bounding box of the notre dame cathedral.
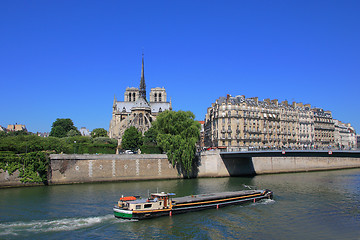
[108,54,172,147]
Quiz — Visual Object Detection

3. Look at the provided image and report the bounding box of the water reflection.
[0,169,359,240]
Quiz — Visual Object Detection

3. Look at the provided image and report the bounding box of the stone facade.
[6,124,27,132]
[204,94,355,151]
[334,120,356,149]
[108,55,171,147]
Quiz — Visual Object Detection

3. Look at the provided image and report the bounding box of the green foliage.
[152,110,200,175]
[143,127,158,146]
[0,151,48,183]
[92,128,108,138]
[140,145,162,154]
[121,127,143,152]
[0,128,118,184]
[67,129,81,137]
[0,134,117,155]
[141,127,161,153]
[50,118,79,138]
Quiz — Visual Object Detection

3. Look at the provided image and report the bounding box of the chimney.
[264,98,271,104]
[281,100,288,106]
[271,99,278,106]
[250,97,258,104]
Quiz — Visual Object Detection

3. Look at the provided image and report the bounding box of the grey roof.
[116,100,170,113]
[116,102,137,113]
[151,102,171,113]
[132,97,151,109]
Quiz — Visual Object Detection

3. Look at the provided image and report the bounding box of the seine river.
[0,169,359,240]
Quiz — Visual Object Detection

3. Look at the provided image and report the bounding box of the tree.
[143,127,158,146]
[91,128,108,138]
[121,127,143,152]
[152,110,200,174]
[49,118,79,138]
[141,127,162,154]
[67,129,81,137]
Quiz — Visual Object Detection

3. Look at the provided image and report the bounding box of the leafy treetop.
[152,110,200,174]
[50,118,79,138]
[121,126,143,152]
[92,128,108,138]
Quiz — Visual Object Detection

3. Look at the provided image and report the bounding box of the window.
[136,205,141,209]
[159,93,162,102]
[154,93,157,102]
[144,204,152,208]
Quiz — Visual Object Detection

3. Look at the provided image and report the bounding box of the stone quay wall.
[204,150,360,176]
[1,151,360,187]
[49,154,181,184]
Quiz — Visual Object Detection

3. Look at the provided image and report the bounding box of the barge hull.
[114,190,273,220]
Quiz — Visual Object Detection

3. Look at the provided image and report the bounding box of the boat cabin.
[118,192,172,211]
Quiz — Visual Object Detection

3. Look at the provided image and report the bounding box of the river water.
[0,169,359,240]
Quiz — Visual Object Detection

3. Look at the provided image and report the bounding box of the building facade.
[204,94,355,151]
[333,120,356,149]
[80,127,91,136]
[108,55,172,147]
[6,124,27,132]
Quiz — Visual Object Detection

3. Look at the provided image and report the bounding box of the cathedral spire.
[139,53,146,100]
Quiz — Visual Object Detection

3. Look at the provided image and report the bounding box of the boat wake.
[252,198,275,205]
[0,214,122,236]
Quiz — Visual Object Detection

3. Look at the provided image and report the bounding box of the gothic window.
[159,107,162,112]
[154,93,157,102]
[139,113,143,125]
[159,93,162,102]
[122,107,126,112]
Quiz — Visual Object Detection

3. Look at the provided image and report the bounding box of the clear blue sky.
[1,0,359,133]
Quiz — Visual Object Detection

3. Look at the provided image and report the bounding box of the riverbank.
[1,150,360,188]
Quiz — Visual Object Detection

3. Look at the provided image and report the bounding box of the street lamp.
[74,141,76,154]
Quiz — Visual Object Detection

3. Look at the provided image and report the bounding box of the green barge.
[113,189,273,220]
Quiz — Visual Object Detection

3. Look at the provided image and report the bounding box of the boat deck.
[172,190,262,204]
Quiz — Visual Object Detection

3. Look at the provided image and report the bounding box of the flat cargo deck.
[172,190,262,204]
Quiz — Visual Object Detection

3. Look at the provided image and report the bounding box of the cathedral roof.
[131,96,151,111]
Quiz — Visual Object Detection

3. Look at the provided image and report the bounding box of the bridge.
[220,150,360,159]
[198,150,360,177]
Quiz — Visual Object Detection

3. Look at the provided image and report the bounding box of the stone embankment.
[1,150,360,187]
